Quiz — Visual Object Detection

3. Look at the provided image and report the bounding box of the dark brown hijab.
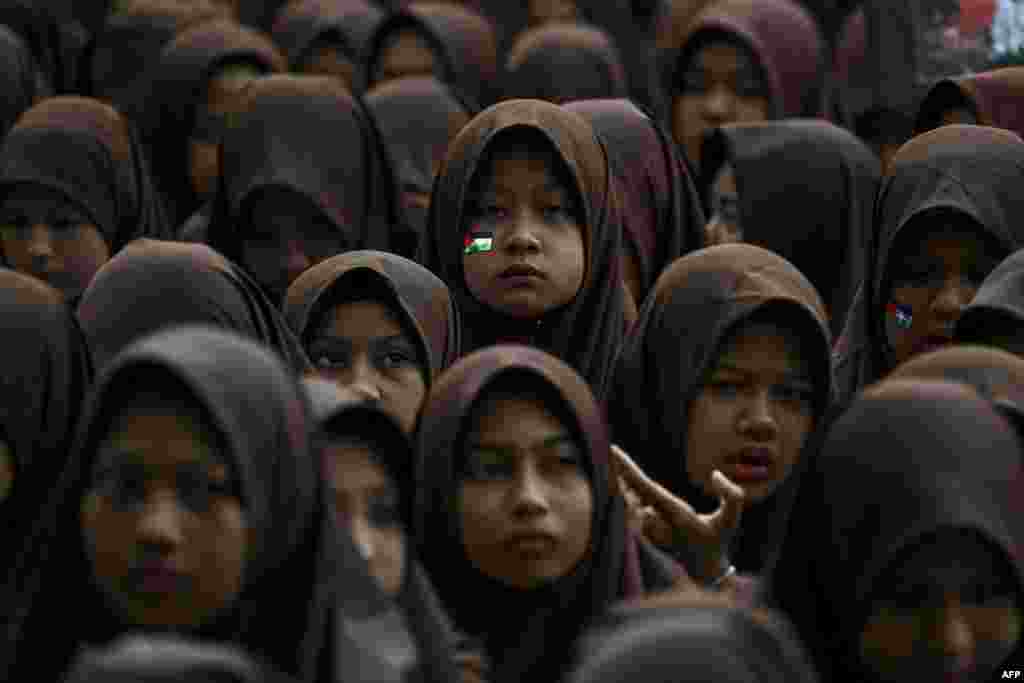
[207,74,415,263]
[76,239,310,374]
[567,97,705,305]
[916,67,1024,139]
[284,250,462,383]
[419,99,627,402]
[0,24,50,138]
[610,244,834,574]
[271,0,384,71]
[0,96,174,255]
[700,119,881,337]
[502,23,629,105]
[414,345,679,683]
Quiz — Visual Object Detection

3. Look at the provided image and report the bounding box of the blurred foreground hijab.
[76,239,310,373]
[916,67,1024,139]
[700,120,881,337]
[0,268,91,575]
[365,76,474,242]
[567,98,704,305]
[957,248,1024,355]
[420,99,626,402]
[503,23,629,104]
[1,326,395,683]
[0,24,50,137]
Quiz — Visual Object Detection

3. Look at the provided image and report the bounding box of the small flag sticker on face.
[464,230,493,255]
[887,303,913,329]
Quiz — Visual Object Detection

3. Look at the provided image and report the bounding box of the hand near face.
[611,444,744,584]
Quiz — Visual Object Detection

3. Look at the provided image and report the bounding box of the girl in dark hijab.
[834,125,1024,404]
[768,379,1024,683]
[915,67,1024,139]
[0,268,91,579]
[699,119,881,337]
[502,23,629,105]
[303,379,461,683]
[566,97,705,307]
[610,244,835,576]
[76,239,310,374]
[420,99,627,402]
[956,248,1024,356]
[205,74,413,305]
[139,19,286,229]
[271,0,384,91]
[661,0,825,171]
[0,24,50,137]
[285,250,461,434]
[0,97,173,304]
[0,325,393,683]
[414,345,685,683]
[360,3,499,110]
[364,76,474,244]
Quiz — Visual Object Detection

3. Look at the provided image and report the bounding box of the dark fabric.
[700,119,881,337]
[76,239,311,374]
[567,98,705,304]
[363,76,474,243]
[0,96,174,255]
[0,0,72,94]
[207,74,416,265]
[0,24,49,138]
[271,0,384,68]
[834,125,1024,403]
[359,3,499,110]
[503,23,629,105]
[414,345,677,683]
[916,67,1024,140]
[569,604,819,683]
[1,325,392,683]
[766,379,1024,683]
[609,244,835,574]
[302,381,461,683]
[138,19,286,229]
[661,0,825,123]
[0,268,91,579]
[419,99,627,403]
[958,248,1024,346]
[285,250,461,383]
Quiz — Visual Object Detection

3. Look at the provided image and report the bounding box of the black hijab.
[271,0,384,72]
[957,248,1024,347]
[0,0,72,93]
[0,24,49,137]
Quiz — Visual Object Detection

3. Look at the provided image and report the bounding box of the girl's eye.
[378,349,415,370]
[679,73,707,93]
[541,205,574,221]
[771,383,814,405]
[314,353,349,371]
[708,379,743,396]
[464,452,515,481]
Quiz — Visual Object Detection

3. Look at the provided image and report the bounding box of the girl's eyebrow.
[469,432,573,452]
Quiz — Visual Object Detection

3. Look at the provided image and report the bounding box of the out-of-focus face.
[672,40,770,170]
[301,43,356,91]
[704,162,741,247]
[374,29,438,87]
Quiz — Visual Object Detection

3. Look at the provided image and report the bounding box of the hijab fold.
[271,0,384,69]
[0,24,49,137]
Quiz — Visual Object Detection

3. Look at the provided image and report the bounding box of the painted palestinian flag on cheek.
[887,302,913,330]
[464,228,494,255]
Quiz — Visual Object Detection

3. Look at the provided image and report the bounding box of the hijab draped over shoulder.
[420,99,626,402]
[701,119,881,337]
[916,67,1024,139]
[610,244,834,573]
[76,239,310,373]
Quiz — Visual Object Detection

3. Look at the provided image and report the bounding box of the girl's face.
[81,391,248,629]
[885,219,1004,367]
[240,187,348,305]
[704,162,742,247]
[859,531,1022,683]
[324,438,406,597]
[672,40,770,170]
[375,30,437,86]
[0,185,111,302]
[308,299,427,435]
[686,320,815,504]
[458,390,593,590]
[189,63,262,202]
[462,135,586,320]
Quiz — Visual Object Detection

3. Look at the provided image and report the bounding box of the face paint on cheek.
[464,226,494,256]
[886,303,914,344]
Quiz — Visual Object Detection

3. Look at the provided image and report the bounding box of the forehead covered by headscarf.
[272,0,384,68]
[767,379,1024,682]
[2,325,385,683]
[701,119,881,337]
[0,96,173,254]
[662,0,825,120]
[420,98,626,401]
[414,345,632,683]
[0,25,49,138]
[567,97,704,302]
[957,247,1024,345]
[207,74,414,260]
[610,244,833,571]
[76,239,310,373]
[916,67,1024,140]
[502,23,628,105]
[285,250,461,383]
[360,2,498,109]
